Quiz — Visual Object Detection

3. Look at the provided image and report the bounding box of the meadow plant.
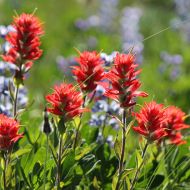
[0,12,190,190]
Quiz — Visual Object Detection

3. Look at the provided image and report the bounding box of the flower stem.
[130,142,149,190]
[88,90,96,104]
[43,135,49,190]
[13,84,19,118]
[73,95,86,150]
[56,134,63,190]
[3,152,8,190]
[115,110,126,190]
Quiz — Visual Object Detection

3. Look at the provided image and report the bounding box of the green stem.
[56,134,63,190]
[115,110,126,190]
[163,140,172,188]
[13,84,19,118]
[3,152,7,190]
[73,95,86,150]
[43,135,49,190]
[130,142,149,190]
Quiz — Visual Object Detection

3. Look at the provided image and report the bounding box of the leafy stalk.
[130,142,148,190]
[115,110,126,190]
[73,95,86,150]
[13,84,19,118]
[56,134,63,190]
[43,135,49,190]
[3,152,7,190]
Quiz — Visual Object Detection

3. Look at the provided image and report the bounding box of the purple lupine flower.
[89,114,106,127]
[171,0,190,42]
[56,55,77,77]
[159,51,183,80]
[92,100,108,113]
[108,118,119,130]
[75,0,118,32]
[100,52,117,67]
[120,7,144,64]
[98,0,119,32]
[106,135,114,147]
[75,15,100,31]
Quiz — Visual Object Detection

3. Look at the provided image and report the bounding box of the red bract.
[105,53,148,109]
[133,101,167,142]
[46,83,87,121]
[72,51,104,92]
[164,106,189,145]
[0,114,23,150]
[2,13,43,71]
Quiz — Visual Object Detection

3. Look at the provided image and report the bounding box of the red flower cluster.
[105,53,148,108]
[133,102,189,145]
[0,114,23,150]
[2,13,43,72]
[133,101,167,142]
[72,51,104,92]
[46,83,87,121]
[164,106,189,145]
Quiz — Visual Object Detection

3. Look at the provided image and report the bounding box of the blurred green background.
[1,0,190,112]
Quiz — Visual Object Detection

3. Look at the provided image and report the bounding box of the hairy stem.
[13,84,19,118]
[130,142,148,190]
[115,110,126,190]
[3,153,8,190]
[56,134,63,190]
[73,95,86,150]
[43,135,49,190]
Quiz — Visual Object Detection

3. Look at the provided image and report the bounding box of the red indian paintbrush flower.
[46,83,87,121]
[72,51,104,92]
[105,53,148,109]
[133,101,167,142]
[164,106,189,145]
[0,114,23,150]
[2,13,44,72]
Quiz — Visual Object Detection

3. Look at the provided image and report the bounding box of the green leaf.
[62,130,73,150]
[126,176,131,190]
[86,160,101,175]
[93,176,100,189]
[121,168,135,181]
[136,150,143,168]
[58,118,66,134]
[79,153,100,176]
[19,166,32,188]
[11,148,32,160]
[112,175,118,190]
[61,150,76,179]
[149,175,165,189]
[73,117,80,128]
[81,124,99,144]
[75,146,92,160]
[125,119,135,137]
[32,162,42,176]
[114,138,122,159]
[49,142,58,166]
